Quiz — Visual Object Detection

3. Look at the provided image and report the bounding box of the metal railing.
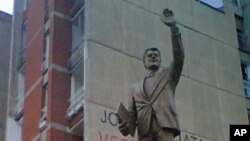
[243,80,250,98]
[237,32,249,52]
[44,0,49,22]
[72,86,84,105]
[66,86,84,119]
[243,80,250,115]
[18,48,26,71]
[246,97,250,114]
[233,0,243,7]
[68,40,84,70]
[15,98,25,118]
[71,0,85,16]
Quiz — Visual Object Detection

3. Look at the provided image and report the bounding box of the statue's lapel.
[149,69,169,101]
[141,77,149,100]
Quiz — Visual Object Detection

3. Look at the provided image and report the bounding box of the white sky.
[0,0,14,15]
[200,0,224,8]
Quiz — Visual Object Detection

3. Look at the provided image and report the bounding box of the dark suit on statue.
[127,27,184,140]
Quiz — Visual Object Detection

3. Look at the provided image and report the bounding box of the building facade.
[6,0,83,141]
[0,11,12,141]
[231,0,250,122]
[6,0,250,141]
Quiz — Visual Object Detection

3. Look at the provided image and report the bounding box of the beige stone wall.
[84,0,249,141]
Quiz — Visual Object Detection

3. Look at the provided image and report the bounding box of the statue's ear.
[143,60,147,68]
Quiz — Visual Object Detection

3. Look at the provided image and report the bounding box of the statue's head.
[143,48,161,71]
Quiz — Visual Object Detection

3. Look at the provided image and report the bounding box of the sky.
[0,0,14,15]
[199,0,224,8]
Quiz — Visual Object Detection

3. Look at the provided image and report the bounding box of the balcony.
[41,61,49,86]
[15,71,25,120]
[71,0,85,16]
[68,85,84,136]
[233,0,242,7]
[67,86,84,119]
[39,107,47,131]
[246,97,250,115]
[44,0,49,22]
[18,48,26,72]
[243,80,250,115]
[70,118,84,137]
[14,98,24,121]
[68,41,84,71]
[71,86,84,105]
[238,32,249,53]
[41,60,49,73]
[244,80,250,97]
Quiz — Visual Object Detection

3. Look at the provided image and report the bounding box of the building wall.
[7,0,83,141]
[0,11,12,141]
[7,0,24,117]
[5,0,25,141]
[6,0,249,141]
[84,0,248,141]
[243,0,250,49]
[242,0,250,122]
[22,0,81,141]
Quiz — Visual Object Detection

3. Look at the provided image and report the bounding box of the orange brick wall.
[22,0,83,140]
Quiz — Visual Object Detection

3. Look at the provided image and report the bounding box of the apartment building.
[6,0,83,141]
[6,0,250,141]
[0,11,12,141]
[232,0,250,122]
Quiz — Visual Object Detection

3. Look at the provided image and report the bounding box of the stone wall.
[83,0,248,141]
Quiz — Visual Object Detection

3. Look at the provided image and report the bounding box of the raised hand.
[161,8,176,28]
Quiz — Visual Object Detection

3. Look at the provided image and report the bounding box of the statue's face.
[144,50,161,71]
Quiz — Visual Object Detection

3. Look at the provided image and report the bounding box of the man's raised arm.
[161,9,185,87]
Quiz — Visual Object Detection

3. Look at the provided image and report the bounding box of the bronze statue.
[117,9,185,141]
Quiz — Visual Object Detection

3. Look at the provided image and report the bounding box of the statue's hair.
[143,48,161,63]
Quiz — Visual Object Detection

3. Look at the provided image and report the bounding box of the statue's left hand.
[161,8,176,27]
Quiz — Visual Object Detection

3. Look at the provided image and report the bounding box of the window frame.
[196,0,224,13]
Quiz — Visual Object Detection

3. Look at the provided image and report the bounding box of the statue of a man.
[117,9,185,141]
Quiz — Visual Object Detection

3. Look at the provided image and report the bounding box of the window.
[8,65,25,141]
[39,34,49,130]
[242,63,250,97]
[233,0,242,7]
[235,16,248,52]
[15,116,23,141]
[44,0,49,21]
[42,35,50,73]
[72,8,84,52]
[67,0,85,120]
[23,0,29,11]
[70,63,84,104]
[12,71,25,141]
[67,61,84,119]
[71,0,84,16]
[6,117,23,141]
[19,21,27,70]
[69,3,84,69]
[39,83,48,130]
[21,22,27,50]
[196,0,224,12]
[5,10,27,141]
[16,71,25,115]
[70,0,84,70]
[237,29,248,51]
[241,63,250,115]
[16,21,27,118]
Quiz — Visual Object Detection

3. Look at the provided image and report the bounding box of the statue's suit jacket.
[127,28,184,138]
